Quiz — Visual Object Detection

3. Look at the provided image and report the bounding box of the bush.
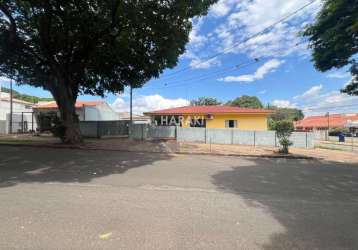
[50,116,66,141]
[273,120,294,154]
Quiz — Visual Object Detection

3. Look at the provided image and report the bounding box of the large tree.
[302,0,358,94]
[227,95,263,108]
[190,96,221,106]
[0,0,216,143]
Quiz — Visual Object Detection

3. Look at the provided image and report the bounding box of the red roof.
[144,106,274,115]
[295,114,358,129]
[34,100,104,109]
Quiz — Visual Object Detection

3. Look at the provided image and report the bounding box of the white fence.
[129,125,314,149]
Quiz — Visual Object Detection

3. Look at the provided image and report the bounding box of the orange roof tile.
[295,114,358,129]
[34,100,104,109]
[144,106,274,115]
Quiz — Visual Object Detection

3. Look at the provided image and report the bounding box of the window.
[225,120,237,128]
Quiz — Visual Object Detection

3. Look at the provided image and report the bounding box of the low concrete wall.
[80,120,129,138]
[148,126,175,139]
[0,120,6,134]
[129,125,314,149]
[130,125,176,140]
[176,127,206,143]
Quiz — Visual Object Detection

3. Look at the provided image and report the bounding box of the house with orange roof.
[294,113,358,131]
[33,100,119,121]
[144,106,274,131]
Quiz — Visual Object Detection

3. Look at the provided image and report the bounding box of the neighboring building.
[0,92,35,134]
[33,100,119,121]
[117,112,151,124]
[144,106,274,131]
[294,113,358,131]
[295,113,358,140]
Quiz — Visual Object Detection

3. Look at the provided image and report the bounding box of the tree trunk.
[49,80,82,144]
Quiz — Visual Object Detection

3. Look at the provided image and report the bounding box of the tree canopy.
[267,105,304,130]
[302,0,358,94]
[1,87,53,103]
[227,95,263,108]
[190,97,222,106]
[0,0,216,143]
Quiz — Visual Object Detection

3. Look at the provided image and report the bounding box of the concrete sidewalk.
[1,135,358,163]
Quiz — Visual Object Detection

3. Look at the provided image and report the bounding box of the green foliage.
[267,105,304,130]
[1,87,53,103]
[302,0,358,94]
[0,0,217,143]
[0,1,217,94]
[272,120,294,154]
[227,95,263,108]
[328,127,349,136]
[341,62,358,95]
[191,97,222,106]
[38,112,66,140]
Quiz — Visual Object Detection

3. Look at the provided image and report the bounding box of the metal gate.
[8,112,36,133]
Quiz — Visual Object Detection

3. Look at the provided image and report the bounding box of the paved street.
[0,146,358,250]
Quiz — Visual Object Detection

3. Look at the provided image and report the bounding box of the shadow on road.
[212,158,358,250]
[0,145,172,188]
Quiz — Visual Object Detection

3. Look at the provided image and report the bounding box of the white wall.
[84,103,118,121]
[0,100,33,120]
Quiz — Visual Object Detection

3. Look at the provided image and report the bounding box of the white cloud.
[259,90,267,95]
[111,94,189,114]
[327,71,351,79]
[209,0,237,17]
[271,99,297,108]
[185,0,322,70]
[187,54,221,69]
[294,84,323,100]
[279,84,358,115]
[188,18,207,49]
[0,76,10,83]
[218,59,284,82]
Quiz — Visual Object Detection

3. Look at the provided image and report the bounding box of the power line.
[303,103,358,111]
[160,0,319,79]
[141,59,259,91]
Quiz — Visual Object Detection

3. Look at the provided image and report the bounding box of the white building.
[33,100,119,121]
[0,92,35,134]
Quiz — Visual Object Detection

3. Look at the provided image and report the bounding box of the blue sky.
[1,0,357,116]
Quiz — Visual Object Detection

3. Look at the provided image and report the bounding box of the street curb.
[0,142,316,160]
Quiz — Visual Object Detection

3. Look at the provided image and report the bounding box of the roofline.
[144,111,274,116]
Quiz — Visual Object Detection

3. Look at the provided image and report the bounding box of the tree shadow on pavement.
[0,146,172,188]
[212,158,358,250]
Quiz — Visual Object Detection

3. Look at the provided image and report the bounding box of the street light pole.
[9,78,13,134]
[327,112,330,141]
[130,85,133,125]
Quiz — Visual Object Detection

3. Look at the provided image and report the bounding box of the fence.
[79,120,129,138]
[129,124,314,149]
[6,112,37,134]
[0,120,6,134]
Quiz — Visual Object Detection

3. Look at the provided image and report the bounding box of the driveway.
[0,146,357,249]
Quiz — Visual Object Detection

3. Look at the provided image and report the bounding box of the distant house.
[144,106,274,131]
[33,100,118,121]
[0,92,35,134]
[294,113,358,131]
[117,112,151,124]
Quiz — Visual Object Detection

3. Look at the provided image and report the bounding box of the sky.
[1,0,357,116]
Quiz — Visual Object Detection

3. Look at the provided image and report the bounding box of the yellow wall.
[179,113,268,130]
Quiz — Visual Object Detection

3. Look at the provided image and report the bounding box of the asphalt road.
[0,145,358,250]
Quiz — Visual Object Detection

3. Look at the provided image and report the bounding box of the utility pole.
[326,112,330,141]
[130,85,133,125]
[9,78,13,134]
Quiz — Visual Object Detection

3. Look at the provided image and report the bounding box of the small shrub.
[273,120,294,154]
